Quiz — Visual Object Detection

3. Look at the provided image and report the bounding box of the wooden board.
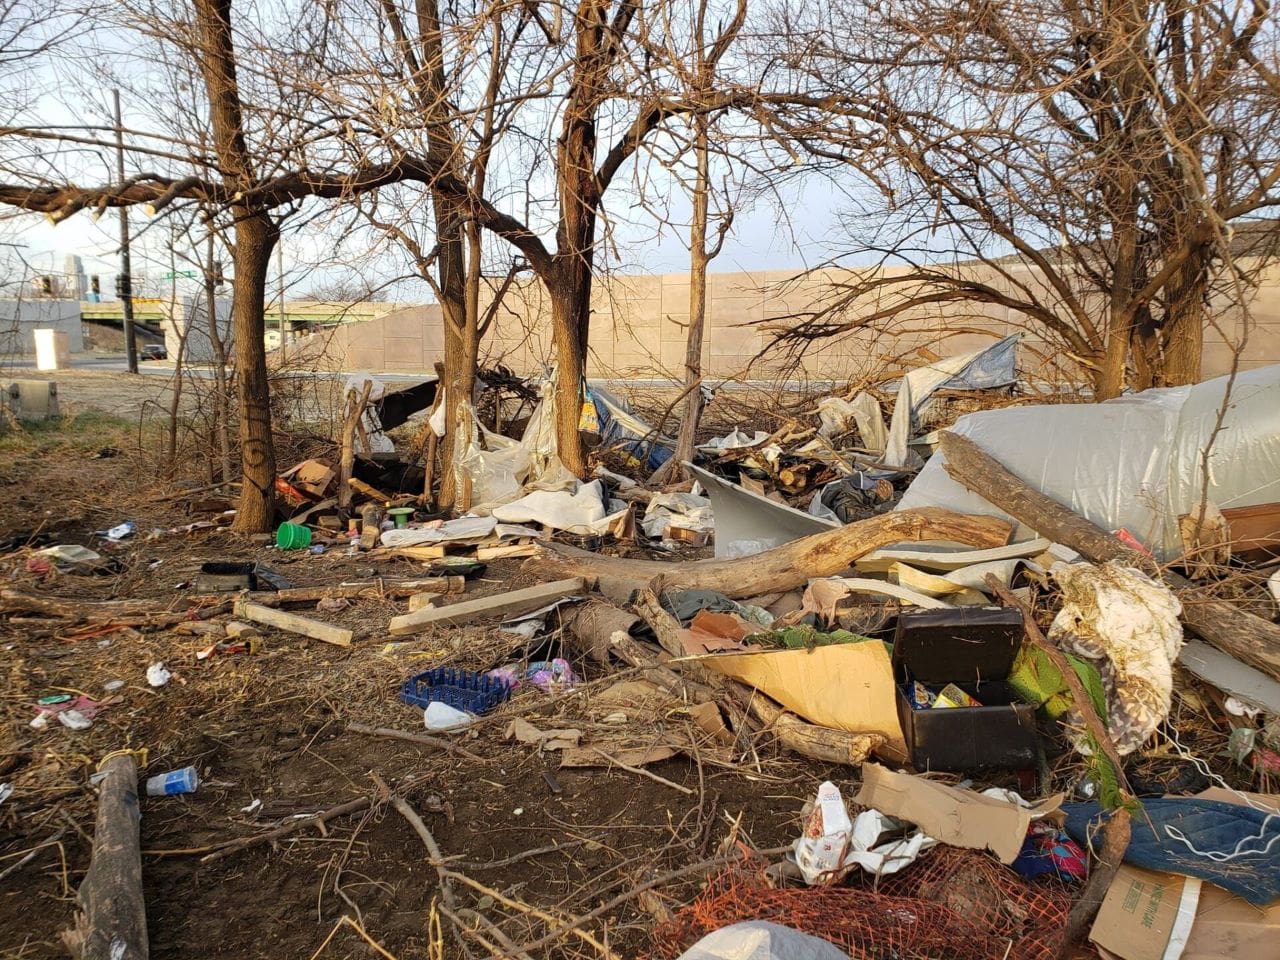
[388,578,586,635]
[235,601,353,647]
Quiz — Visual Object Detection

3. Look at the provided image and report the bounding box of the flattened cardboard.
[852,762,1062,864]
[1183,883,1280,959]
[703,642,906,753]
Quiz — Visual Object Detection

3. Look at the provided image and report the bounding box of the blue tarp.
[1063,799,1280,905]
[583,385,673,472]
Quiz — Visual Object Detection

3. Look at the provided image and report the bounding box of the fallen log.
[63,754,148,960]
[940,431,1280,683]
[250,577,465,605]
[535,508,1012,599]
[0,590,231,627]
[1,591,171,620]
[747,695,883,766]
[562,601,642,665]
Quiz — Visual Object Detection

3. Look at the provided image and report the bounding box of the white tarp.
[897,364,1280,561]
[881,334,1020,467]
[677,923,850,960]
[457,379,561,508]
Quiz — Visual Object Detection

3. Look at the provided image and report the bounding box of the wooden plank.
[391,544,447,560]
[388,578,586,635]
[475,543,540,561]
[235,600,353,647]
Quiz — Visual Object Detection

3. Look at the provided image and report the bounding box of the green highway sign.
[162,270,199,279]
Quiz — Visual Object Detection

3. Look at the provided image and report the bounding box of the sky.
[0,3,853,305]
[3,164,845,304]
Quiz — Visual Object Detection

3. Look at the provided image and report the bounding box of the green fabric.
[1008,643,1107,720]
[747,625,874,650]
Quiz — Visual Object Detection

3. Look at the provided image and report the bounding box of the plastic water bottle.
[146,766,199,796]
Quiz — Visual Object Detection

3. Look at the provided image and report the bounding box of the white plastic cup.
[145,766,199,796]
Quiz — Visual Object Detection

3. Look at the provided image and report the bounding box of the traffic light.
[37,276,53,296]
[90,275,100,295]
[212,261,224,286]
[114,273,130,298]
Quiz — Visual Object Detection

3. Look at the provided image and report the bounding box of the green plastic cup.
[275,522,312,549]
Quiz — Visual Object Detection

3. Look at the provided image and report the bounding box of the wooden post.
[337,381,373,514]
[63,754,148,960]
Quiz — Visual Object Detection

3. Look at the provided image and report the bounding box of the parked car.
[140,343,167,360]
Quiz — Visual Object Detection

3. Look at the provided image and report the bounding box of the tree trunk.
[549,278,588,475]
[204,232,233,484]
[537,508,1012,598]
[432,219,467,509]
[229,213,279,532]
[1160,252,1208,386]
[668,119,713,479]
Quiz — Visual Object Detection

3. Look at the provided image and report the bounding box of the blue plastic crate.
[399,668,513,715]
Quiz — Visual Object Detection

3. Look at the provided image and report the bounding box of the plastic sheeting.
[880,335,1020,467]
[587,384,674,471]
[457,379,561,508]
[492,479,629,535]
[897,364,1280,561]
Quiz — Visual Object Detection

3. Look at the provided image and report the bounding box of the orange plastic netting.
[651,846,1073,960]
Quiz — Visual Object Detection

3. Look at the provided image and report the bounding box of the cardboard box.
[290,459,336,498]
[892,607,1038,772]
[1091,866,1201,960]
[1091,789,1280,960]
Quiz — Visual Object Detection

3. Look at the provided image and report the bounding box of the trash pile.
[5,352,1280,960]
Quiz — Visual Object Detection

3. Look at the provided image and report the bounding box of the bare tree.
[759,0,1280,395]
[0,0,470,529]
[647,0,745,483]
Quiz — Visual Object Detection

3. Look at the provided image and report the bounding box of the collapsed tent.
[897,364,1280,561]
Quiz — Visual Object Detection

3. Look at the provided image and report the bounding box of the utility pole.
[276,238,286,362]
[114,89,138,374]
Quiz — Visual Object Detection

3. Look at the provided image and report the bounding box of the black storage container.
[893,607,1039,772]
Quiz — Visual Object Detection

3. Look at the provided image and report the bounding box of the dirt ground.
[0,405,828,960]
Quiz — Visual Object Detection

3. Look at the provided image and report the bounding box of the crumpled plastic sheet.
[793,781,936,884]
[643,491,714,538]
